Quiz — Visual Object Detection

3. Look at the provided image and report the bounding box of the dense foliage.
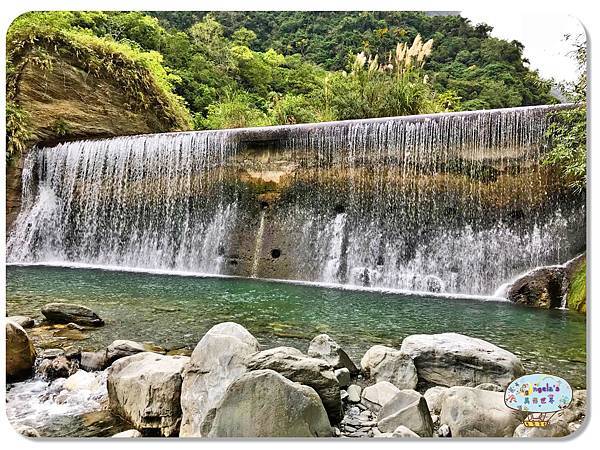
[150,11,556,110]
[544,34,587,191]
[7,11,560,145]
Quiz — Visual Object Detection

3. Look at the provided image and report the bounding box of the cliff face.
[6,52,191,230]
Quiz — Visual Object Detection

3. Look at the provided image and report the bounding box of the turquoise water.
[6,265,586,388]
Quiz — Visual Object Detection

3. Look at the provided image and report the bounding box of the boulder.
[308,334,358,374]
[513,420,570,437]
[246,346,342,423]
[6,321,36,381]
[106,340,146,364]
[504,266,567,308]
[37,355,78,380]
[180,322,260,437]
[377,389,434,436]
[347,384,361,403]
[80,351,108,371]
[335,368,351,388]
[424,386,448,414]
[201,369,333,437]
[112,429,142,438]
[400,333,524,388]
[439,386,525,437]
[107,352,189,436]
[8,316,34,328]
[438,424,451,437]
[361,381,400,413]
[41,348,64,359]
[392,425,420,437]
[41,303,104,326]
[360,345,417,389]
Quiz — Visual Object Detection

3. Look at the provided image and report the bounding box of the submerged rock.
[360,345,418,389]
[180,322,260,437]
[246,346,342,424]
[439,386,525,437]
[201,369,332,437]
[107,352,189,436]
[6,321,37,381]
[377,389,433,437]
[41,303,104,327]
[400,333,524,388]
[361,381,400,413]
[308,334,358,374]
[8,316,34,328]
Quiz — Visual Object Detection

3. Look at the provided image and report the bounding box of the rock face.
[439,386,525,437]
[308,334,358,374]
[361,381,400,413]
[6,321,36,381]
[400,333,524,388]
[106,340,146,364]
[360,345,418,389]
[107,352,189,436]
[424,386,448,414]
[505,266,567,308]
[377,389,434,436]
[179,322,260,437]
[201,369,332,437]
[7,47,191,230]
[246,346,342,423]
[41,303,104,326]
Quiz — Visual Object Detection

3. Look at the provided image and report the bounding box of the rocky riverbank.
[6,304,587,438]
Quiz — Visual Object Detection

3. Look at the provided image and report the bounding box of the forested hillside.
[8,11,557,138]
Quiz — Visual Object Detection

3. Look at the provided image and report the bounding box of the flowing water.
[6,265,587,390]
[6,105,585,296]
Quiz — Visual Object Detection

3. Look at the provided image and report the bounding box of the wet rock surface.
[41,303,104,327]
[6,321,37,381]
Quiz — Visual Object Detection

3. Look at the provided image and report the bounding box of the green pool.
[6,265,587,388]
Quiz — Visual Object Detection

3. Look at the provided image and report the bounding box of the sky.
[461,11,585,83]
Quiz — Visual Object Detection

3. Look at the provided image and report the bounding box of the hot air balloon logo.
[504,374,573,427]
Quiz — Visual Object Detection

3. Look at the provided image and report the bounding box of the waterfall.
[7,105,585,296]
[251,210,267,278]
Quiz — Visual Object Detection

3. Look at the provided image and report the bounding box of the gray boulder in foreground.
[361,381,400,413]
[179,322,260,437]
[424,386,448,414]
[246,346,342,423]
[377,389,434,437]
[107,352,189,436]
[308,334,358,374]
[41,303,104,326]
[360,345,418,389]
[400,333,524,388]
[6,321,36,381]
[439,386,525,437]
[201,369,332,437]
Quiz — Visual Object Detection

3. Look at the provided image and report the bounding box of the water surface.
[6,265,586,388]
